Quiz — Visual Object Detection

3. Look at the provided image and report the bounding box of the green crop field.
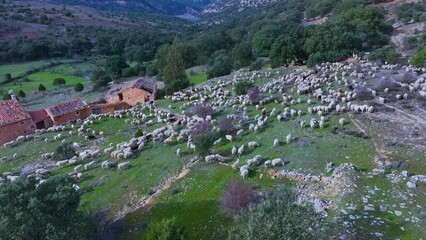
[0,61,46,81]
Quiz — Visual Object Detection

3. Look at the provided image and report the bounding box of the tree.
[74,83,84,92]
[53,77,66,86]
[410,46,426,67]
[53,143,76,161]
[228,185,330,240]
[93,75,112,89]
[4,73,11,82]
[163,46,190,93]
[248,87,262,104]
[145,217,186,240]
[0,176,94,239]
[191,121,215,157]
[235,81,253,96]
[104,55,129,79]
[2,93,11,100]
[38,83,46,92]
[17,90,26,98]
[232,42,254,68]
[207,54,233,79]
[222,181,259,216]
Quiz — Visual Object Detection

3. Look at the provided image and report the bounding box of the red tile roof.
[0,99,32,126]
[106,77,157,98]
[46,99,88,117]
[29,109,49,123]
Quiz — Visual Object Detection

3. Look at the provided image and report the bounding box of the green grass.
[0,61,46,81]
[188,72,208,85]
[2,72,87,92]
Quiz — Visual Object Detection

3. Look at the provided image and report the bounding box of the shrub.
[53,77,66,86]
[4,73,11,82]
[192,102,214,118]
[396,72,416,84]
[93,75,112,89]
[354,85,374,100]
[122,67,137,77]
[373,75,400,92]
[145,217,186,240]
[222,181,259,216]
[53,143,76,161]
[235,81,253,96]
[134,129,143,138]
[247,87,262,104]
[207,54,233,79]
[410,46,426,67]
[249,59,264,71]
[191,121,215,157]
[74,83,84,92]
[146,62,159,77]
[2,93,11,100]
[17,90,26,98]
[219,116,236,135]
[38,83,46,91]
[228,185,330,239]
[369,46,401,64]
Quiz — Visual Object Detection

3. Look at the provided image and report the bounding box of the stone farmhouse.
[0,77,158,145]
[0,99,36,145]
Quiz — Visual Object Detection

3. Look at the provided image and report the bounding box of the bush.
[396,72,416,84]
[2,93,11,100]
[93,75,112,89]
[191,121,215,157]
[249,59,264,71]
[207,54,233,79]
[53,143,76,161]
[410,46,426,67]
[4,73,11,82]
[134,129,143,138]
[145,217,186,240]
[235,81,253,96]
[219,116,236,135]
[146,62,159,77]
[74,82,84,92]
[373,75,400,92]
[53,77,66,86]
[354,85,374,100]
[17,90,26,98]
[228,185,330,239]
[247,87,262,104]
[192,103,214,118]
[222,181,259,216]
[369,46,401,64]
[38,83,46,91]
[122,67,137,77]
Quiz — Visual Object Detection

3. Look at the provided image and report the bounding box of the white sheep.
[271,158,284,167]
[237,145,245,156]
[101,160,113,169]
[240,169,249,179]
[74,165,82,172]
[117,161,130,170]
[248,141,259,149]
[225,135,233,142]
[273,139,279,148]
[231,159,240,170]
[339,118,346,125]
[264,160,272,168]
[236,129,244,137]
[84,161,96,170]
[231,146,237,156]
[176,148,181,157]
[213,138,222,145]
[286,134,292,144]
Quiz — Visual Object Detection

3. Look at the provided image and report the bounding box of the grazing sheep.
[56,160,69,167]
[271,158,284,167]
[264,160,272,168]
[213,138,222,146]
[231,146,237,156]
[237,145,245,156]
[231,159,240,170]
[248,141,259,149]
[319,120,324,128]
[247,158,259,166]
[273,139,279,148]
[117,161,130,170]
[84,161,96,170]
[240,165,249,179]
[339,118,346,125]
[74,165,82,172]
[176,148,181,157]
[286,134,292,144]
[237,129,244,137]
[101,160,113,169]
[225,135,233,142]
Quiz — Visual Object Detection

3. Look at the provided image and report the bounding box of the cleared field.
[0,61,45,80]
[2,72,87,93]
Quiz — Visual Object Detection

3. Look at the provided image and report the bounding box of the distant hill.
[24,0,214,15]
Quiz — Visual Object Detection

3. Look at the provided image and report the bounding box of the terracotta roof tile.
[46,99,88,117]
[29,109,49,122]
[0,99,31,126]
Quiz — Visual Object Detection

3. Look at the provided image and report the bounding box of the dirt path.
[112,163,194,222]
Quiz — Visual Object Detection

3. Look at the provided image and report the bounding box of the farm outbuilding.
[29,109,53,129]
[89,100,131,115]
[45,99,91,125]
[0,99,36,145]
[105,77,157,106]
